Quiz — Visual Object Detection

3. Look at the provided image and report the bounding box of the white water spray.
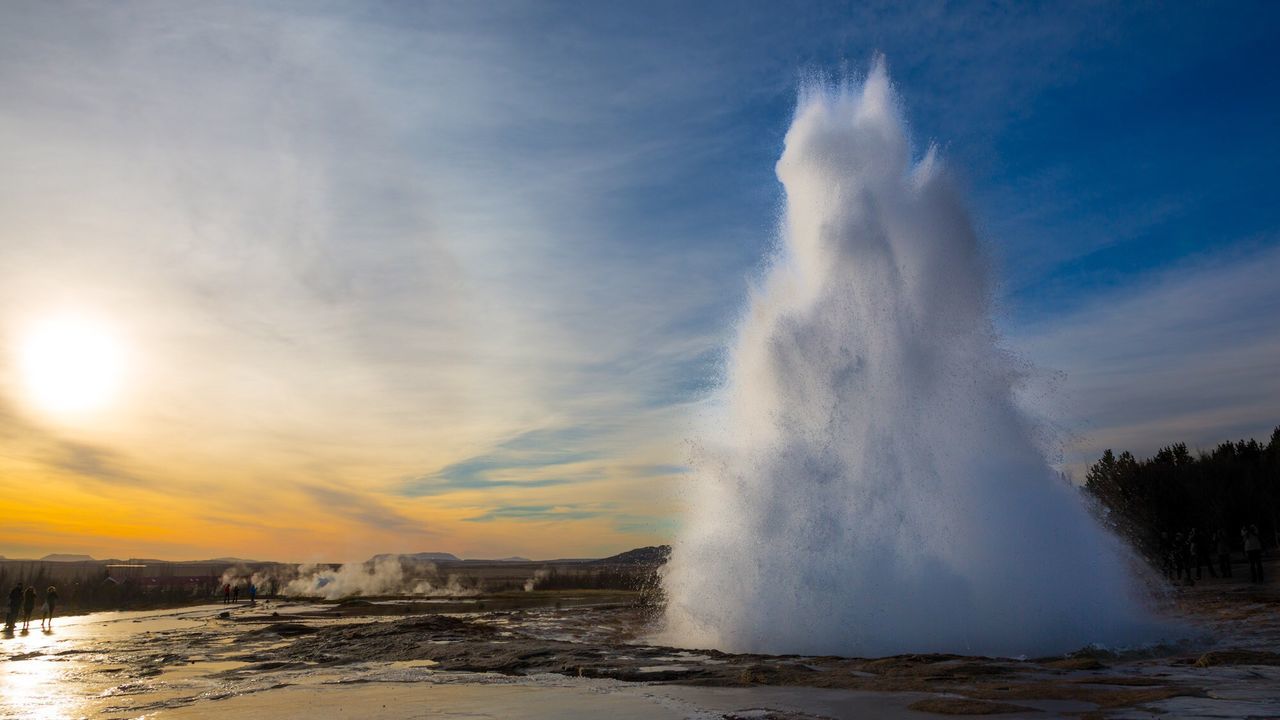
[661,60,1165,658]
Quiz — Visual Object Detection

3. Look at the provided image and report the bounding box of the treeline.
[0,564,216,614]
[528,565,659,592]
[522,563,666,609]
[1083,426,1280,562]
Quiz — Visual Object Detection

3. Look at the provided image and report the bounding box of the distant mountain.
[371,552,460,563]
[591,545,671,566]
[41,553,95,562]
[203,557,259,564]
[468,556,532,562]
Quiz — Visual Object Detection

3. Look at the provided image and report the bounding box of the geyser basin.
[661,59,1168,658]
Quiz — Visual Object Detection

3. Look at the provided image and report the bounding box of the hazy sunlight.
[18,314,125,417]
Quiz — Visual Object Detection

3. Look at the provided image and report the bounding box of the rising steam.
[660,59,1168,658]
[220,556,477,600]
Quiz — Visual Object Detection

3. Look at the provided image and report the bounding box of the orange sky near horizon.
[0,415,681,563]
[0,305,684,563]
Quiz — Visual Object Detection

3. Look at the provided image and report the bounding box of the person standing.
[1189,529,1217,580]
[1243,525,1264,583]
[5,582,22,630]
[1172,532,1187,583]
[21,585,37,631]
[223,583,231,604]
[40,586,58,629]
[1158,532,1174,580]
[1216,529,1233,578]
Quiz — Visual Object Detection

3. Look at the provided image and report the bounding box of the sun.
[18,315,125,416]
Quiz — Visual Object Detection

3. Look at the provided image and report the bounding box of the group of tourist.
[4,582,57,632]
[1161,526,1266,585]
[220,582,258,605]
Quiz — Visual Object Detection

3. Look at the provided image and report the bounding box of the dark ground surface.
[210,573,1280,717]
[4,566,1280,718]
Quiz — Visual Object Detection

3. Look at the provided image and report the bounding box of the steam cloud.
[524,568,552,592]
[220,557,477,600]
[660,60,1170,658]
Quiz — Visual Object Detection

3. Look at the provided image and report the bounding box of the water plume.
[280,557,476,600]
[660,59,1167,658]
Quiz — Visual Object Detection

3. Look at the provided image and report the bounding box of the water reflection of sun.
[1,654,82,719]
[1,626,90,719]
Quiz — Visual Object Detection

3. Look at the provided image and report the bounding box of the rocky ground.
[2,581,1279,718]
[232,583,1280,717]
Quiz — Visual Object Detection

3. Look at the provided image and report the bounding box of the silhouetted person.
[1243,525,1264,583]
[1189,529,1216,579]
[41,586,58,630]
[1216,529,1233,578]
[21,585,37,631]
[248,583,257,605]
[232,585,240,603]
[223,583,231,604]
[1172,532,1190,583]
[1187,529,1200,579]
[5,582,21,630]
[1158,532,1174,580]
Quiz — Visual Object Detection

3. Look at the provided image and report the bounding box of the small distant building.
[138,575,218,590]
[104,564,146,582]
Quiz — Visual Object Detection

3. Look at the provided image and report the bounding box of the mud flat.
[2,583,1279,719]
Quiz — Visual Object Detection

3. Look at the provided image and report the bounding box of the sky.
[1,1,1277,562]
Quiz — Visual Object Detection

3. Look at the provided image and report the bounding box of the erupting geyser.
[661,60,1165,658]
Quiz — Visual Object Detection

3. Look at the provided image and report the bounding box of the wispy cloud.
[0,3,734,559]
[1,2,1275,560]
[612,514,681,535]
[299,484,437,537]
[464,504,609,523]
[400,426,597,497]
[1014,240,1280,470]
[50,441,151,489]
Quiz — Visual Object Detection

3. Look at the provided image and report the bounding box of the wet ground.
[2,582,1279,719]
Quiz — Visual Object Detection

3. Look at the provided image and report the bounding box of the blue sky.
[1,1,1277,559]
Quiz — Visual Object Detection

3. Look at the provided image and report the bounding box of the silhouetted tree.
[1084,426,1280,565]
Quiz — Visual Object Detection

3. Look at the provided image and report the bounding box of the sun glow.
[18,315,125,416]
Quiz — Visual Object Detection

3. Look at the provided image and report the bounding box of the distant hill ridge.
[10,547,671,566]
[590,545,671,565]
[370,552,460,563]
